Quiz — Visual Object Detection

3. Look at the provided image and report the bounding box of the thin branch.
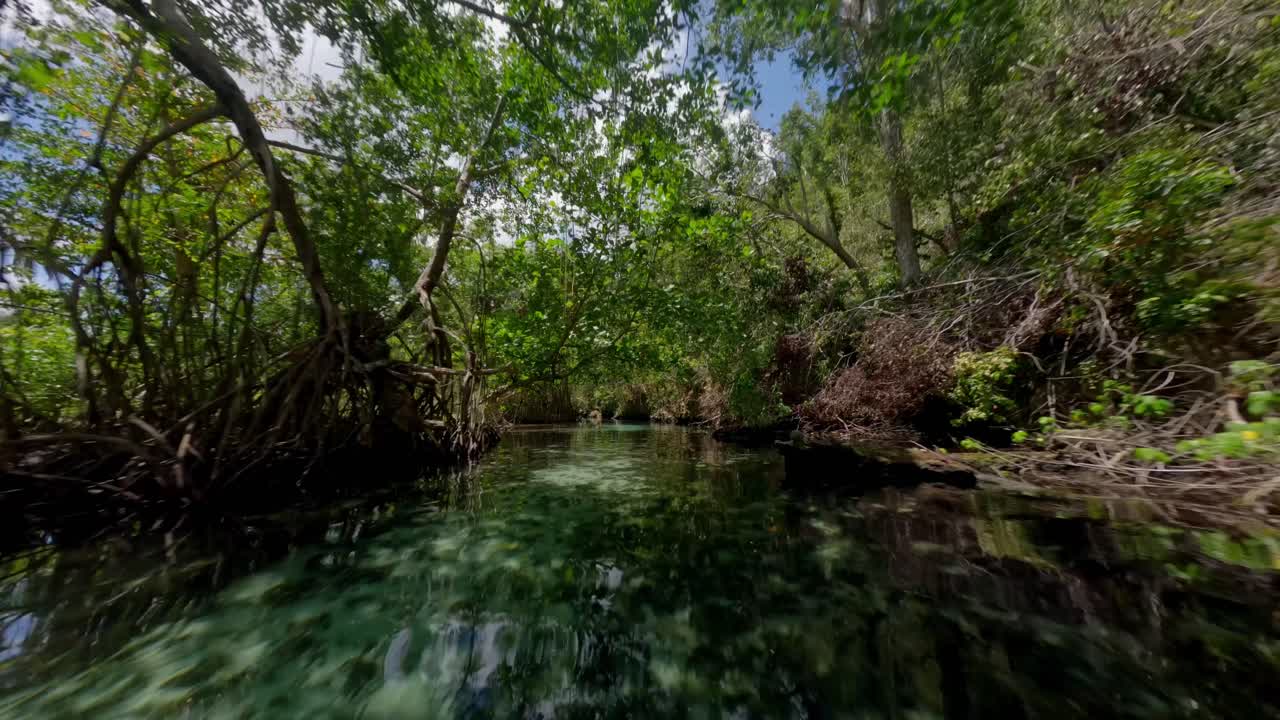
[444,0,530,28]
[392,93,510,332]
[730,188,872,292]
[266,139,344,163]
[89,38,146,171]
[42,38,145,257]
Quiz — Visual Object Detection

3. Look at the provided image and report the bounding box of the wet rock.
[776,437,978,492]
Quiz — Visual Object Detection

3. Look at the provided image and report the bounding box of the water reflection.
[1,425,1279,718]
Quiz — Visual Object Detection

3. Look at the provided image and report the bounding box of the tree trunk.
[112,0,341,335]
[879,109,921,286]
[825,238,873,293]
[391,95,509,337]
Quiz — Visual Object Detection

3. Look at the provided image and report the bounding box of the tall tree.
[703,0,1007,285]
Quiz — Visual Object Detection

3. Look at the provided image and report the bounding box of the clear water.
[3,425,1280,718]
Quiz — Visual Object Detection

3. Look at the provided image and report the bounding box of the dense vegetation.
[1,0,1278,528]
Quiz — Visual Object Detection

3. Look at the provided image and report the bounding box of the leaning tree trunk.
[879,109,921,286]
[108,0,341,336]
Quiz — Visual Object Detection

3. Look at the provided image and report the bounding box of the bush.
[1230,361,1278,420]
[1080,148,1238,333]
[948,346,1021,427]
[1176,420,1280,462]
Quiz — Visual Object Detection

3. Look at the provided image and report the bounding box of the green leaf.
[1133,447,1171,464]
[16,59,55,91]
[1246,391,1278,418]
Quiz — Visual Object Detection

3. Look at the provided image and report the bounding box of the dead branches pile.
[799,316,956,437]
[799,268,1051,438]
[963,363,1280,519]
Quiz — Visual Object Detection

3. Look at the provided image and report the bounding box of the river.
[2,425,1280,718]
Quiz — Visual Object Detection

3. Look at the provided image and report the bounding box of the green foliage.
[1247,391,1280,420]
[1078,380,1176,423]
[1132,447,1171,465]
[1025,356,1280,466]
[1230,361,1277,393]
[948,346,1020,427]
[0,286,78,423]
[0,0,735,448]
[1131,395,1174,419]
[1023,376,1183,451]
[1081,149,1238,333]
[1176,420,1280,462]
[2,0,1277,471]
[1226,361,1280,422]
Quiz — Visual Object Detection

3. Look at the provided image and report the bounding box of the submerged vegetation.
[6,428,1280,718]
[1,0,1279,531]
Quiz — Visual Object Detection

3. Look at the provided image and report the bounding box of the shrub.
[1080,148,1238,333]
[1176,419,1280,462]
[1133,447,1172,464]
[1229,361,1278,420]
[948,346,1021,427]
[1229,360,1276,392]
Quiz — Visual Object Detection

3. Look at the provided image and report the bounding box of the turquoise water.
[2,425,1280,718]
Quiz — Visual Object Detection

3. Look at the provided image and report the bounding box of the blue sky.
[750,51,812,131]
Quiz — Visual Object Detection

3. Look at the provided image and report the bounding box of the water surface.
[3,425,1280,718]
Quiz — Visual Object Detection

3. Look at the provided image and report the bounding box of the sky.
[751,51,812,131]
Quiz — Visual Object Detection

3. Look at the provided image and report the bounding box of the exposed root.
[0,334,503,540]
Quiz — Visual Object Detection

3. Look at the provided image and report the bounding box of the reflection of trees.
[2,428,1280,718]
[353,472,1280,719]
[833,487,1280,719]
[0,496,417,690]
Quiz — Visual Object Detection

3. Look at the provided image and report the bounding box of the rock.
[776,438,978,492]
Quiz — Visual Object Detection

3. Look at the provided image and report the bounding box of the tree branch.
[444,0,530,28]
[69,102,228,411]
[265,138,344,163]
[392,94,510,333]
[104,0,341,334]
[731,188,872,292]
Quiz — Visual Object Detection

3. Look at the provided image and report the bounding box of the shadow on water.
[2,424,1280,718]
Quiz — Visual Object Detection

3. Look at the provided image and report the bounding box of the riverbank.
[766,428,1280,530]
[0,425,501,555]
